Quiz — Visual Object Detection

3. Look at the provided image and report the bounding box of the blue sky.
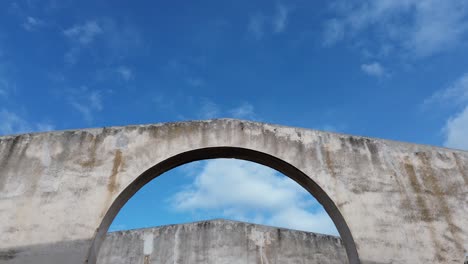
[1,0,468,236]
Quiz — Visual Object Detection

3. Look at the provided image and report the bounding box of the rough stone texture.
[97,219,348,264]
[0,119,467,264]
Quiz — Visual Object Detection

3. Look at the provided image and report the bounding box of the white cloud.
[100,18,144,59]
[322,19,345,46]
[198,99,220,119]
[63,20,103,45]
[423,72,468,150]
[324,0,468,57]
[248,3,291,39]
[269,207,338,234]
[0,83,7,97]
[444,106,468,150]
[89,91,103,110]
[63,20,103,64]
[405,1,468,57]
[62,19,143,64]
[361,62,387,77]
[35,123,55,132]
[170,159,338,235]
[0,109,54,135]
[196,100,257,120]
[68,88,103,124]
[0,109,30,135]
[423,72,468,107]
[22,16,44,31]
[229,102,256,119]
[248,14,266,40]
[0,58,17,99]
[273,4,289,33]
[0,76,14,98]
[116,66,133,81]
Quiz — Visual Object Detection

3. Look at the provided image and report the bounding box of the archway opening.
[88,147,360,264]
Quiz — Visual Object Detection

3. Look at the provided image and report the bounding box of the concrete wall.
[0,119,467,263]
[98,220,348,264]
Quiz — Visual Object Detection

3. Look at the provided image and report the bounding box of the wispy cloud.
[0,109,29,135]
[0,79,9,98]
[273,3,290,33]
[36,122,55,132]
[62,18,144,65]
[444,106,468,150]
[22,16,45,31]
[0,46,16,99]
[229,102,256,119]
[423,72,468,150]
[67,87,103,124]
[116,66,133,81]
[0,109,54,135]
[248,3,291,40]
[248,14,266,40]
[423,73,468,108]
[194,99,258,120]
[197,99,220,119]
[0,72,16,99]
[169,159,338,235]
[323,0,468,57]
[63,20,102,64]
[361,62,387,78]
[63,20,103,45]
[100,18,144,60]
[94,65,135,83]
[322,19,345,46]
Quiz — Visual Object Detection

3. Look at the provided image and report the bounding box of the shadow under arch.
[86,147,361,264]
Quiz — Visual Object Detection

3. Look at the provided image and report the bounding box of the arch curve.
[87,146,360,264]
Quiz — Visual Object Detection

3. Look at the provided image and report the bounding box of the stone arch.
[87,147,360,264]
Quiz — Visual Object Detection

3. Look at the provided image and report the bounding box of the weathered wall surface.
[98,220,348,264]
[0,119,467,264]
